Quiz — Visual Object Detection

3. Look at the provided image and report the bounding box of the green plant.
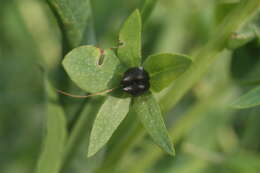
[62,10,192,157]
[1,0,260,173]
[38,0,260,172]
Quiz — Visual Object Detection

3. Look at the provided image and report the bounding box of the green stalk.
[97,0,260,172]
[140,0,158,24]
[159,0,260,112]
[61,97,105,172]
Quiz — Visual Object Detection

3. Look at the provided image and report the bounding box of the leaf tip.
[87,142,98,158]
[132,9,141,17]
[168,150,175,157]
[87,149,95,158]
[165,140,175,156]
[128,9,142,27]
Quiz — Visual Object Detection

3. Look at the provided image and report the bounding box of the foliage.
[0,0,260,173]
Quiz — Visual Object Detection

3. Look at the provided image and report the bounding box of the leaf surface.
[133,92,175,155]
[117,10,142,67]
[88,95,131,157]
[143,53,192,92]
[63,46,123,93]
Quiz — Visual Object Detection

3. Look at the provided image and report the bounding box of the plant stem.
[159,0,260,113]
[61,97,105,172]
[98,0,260,172]
[140,0,158,24]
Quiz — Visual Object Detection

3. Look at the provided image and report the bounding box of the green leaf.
[133,92,175,155]
[227,31,256,50]
[88,95,131,157]
[117,10,142,67]
[63,46,123,93]
[47,0,93,47]
[232,86,260,109]
[36,79,67,173]
[143,53,192,92]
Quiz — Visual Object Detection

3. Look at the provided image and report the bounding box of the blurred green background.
[0,0,260,172]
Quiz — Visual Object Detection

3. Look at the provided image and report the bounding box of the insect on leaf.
[88,95,131,157]
[63,46,123,93]
[133,92,175,155]
[143,53,192,92]
[36,79,67,173]
[117,10,142,67]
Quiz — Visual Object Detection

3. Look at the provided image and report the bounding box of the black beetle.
[121,67,150,96]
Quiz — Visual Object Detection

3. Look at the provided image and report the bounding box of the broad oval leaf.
[117,10,142,67]
[133,92,175,155]
[47,0,93,47]
[88,95,131,157]
[143,53,192,92]
[36,79,67,173]
[63,46,122,93]
[232,86,260,109]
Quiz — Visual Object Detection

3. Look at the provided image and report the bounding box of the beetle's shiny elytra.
[121,67,150,96]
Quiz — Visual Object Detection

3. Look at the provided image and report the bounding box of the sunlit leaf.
[63,46,123,93]
[133,92,175,155]
[143,53,192,92]
[88,95,131,157]
[117,10,142,67]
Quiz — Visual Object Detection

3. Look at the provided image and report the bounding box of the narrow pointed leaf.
[133,92,175,155]
[143,53,192,92]
[232,86,260,109]
[117,10,142,67]
[88,95,131,157]
[47,0,93,47]
[63,46,122,93]
[36,79,67,173]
